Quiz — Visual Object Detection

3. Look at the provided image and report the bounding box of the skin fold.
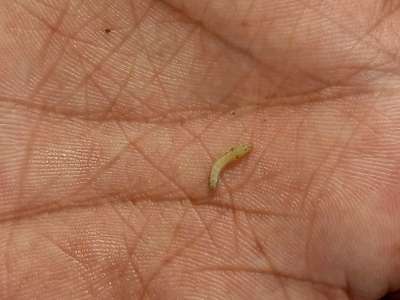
[0,0,400,299]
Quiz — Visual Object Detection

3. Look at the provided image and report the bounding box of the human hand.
[1,1,400,299]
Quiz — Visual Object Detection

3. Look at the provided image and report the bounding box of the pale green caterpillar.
[209,144,252,190]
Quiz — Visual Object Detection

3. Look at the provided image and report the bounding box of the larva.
[209,144,252,190]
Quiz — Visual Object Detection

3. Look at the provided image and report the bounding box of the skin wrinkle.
[296,110,351,211]
[24,121,102,204]
[297,0,400,64]
[3,51,390,124]
[166,1,333,95]
[126,11,177,111]
[159,0,344,91]
[72,42,140,124]
[185,42,259,111]
[131,24,198,116]
[298,144,331,212]
[304,205,319,300]
[214,131,253,252]
[118,59,218,190]
[122,233,146,297]
[172,27,216,101]
[272,7,310,94]
[244,203,342,299]
[197,0,213,28]
[0,94,221,124]
[239,0,258,29]
[68,5,155,118]
[163,206,196,255]
[122,236,147,298]
[217,62,257,105]
[4,224,14,299]
[44,141,131,206]
[190,204,221,250]
[0,191,121,224]
[43,199,146,299]
[129,142,194,200]
[16,105,45,202]
[58,118,154,196]
[138,210,225,300]
[11,111,180,217]
[136,206,187,299]
[151,2,245,108]
[189,266,348,296]
[25,133,97,210]
[310,106,374,209]
[10,31,400,118]
[0,90,367,125]
[0,177,299,225]
[173,119,239,252]
[228,113,291,205]
[117,121,197,202]
[14,1,116,203]
[222,180,240,252]
[349,2,400,54]
[39,232,98,299]
[0,199,304,295]
[10,0,241,124]
[13,5,107,52]
[301,105,366,211]
[0,98,384,225]
[8,0,400,122]
[17,0,73,100]
[127,0,200,118]
[110,200,152,289]
[299,116,376,299]
[293,114,309,208]
[248,224,292,300]
[167,56,257,193]
[166,0,400,93]
[337,103,385,138]
[247,218,350,300]
[175,122,218,191]
[39,0,156,122]
[118,200,295,298]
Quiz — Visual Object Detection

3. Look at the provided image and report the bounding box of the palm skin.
[0,0,400,299]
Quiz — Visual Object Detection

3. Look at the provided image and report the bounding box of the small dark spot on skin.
[241,21,249,27]
[230,147,235,152]
[231,111,236,116]
[236,156,240,159]
[105,28,112,34]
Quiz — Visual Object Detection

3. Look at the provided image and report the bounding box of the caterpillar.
[209,144,252,190]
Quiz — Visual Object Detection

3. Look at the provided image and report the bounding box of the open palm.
[1,1,400,299]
